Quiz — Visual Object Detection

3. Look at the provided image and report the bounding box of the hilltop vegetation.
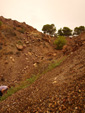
[42,24,85,36]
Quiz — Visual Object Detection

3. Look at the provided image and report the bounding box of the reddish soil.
[0,16,60,86]
[0,16,85,113]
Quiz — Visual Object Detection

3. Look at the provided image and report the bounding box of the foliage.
[73,26,85,35]
[58,28,63,36]
[58,27,72,36]
[42,24,56,36]
[54,36,67,50]
[48,57,66,70]
[27,74,40,84]
[63,27,72,36]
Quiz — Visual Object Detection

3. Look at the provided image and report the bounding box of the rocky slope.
[0,16,85,113]
[0,38,85,113]
[0,16,59,86]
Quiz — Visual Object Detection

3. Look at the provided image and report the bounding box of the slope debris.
[63,32,85,55]
[0,16,59,86]
[0,16,85,113]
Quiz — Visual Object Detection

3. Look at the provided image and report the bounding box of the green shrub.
[54,36,67,50]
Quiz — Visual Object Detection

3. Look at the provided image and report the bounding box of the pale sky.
[0,0,85,31]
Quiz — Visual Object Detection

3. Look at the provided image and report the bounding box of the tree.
[62,27,72,36]
[58,28,63,36]
[42,24,56,36]
[73,27,79,35]
[58,27,72,36]
[73,26,85,35]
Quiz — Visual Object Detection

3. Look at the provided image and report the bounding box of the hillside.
[0,16,60,86]
[0,16,85,113]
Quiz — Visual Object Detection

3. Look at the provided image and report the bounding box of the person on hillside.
[0,85,10,96]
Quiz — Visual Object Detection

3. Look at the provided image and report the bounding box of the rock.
[28,52,32,56]
[16,44,23,50]
[23,44,26,48]
[10,56,13,59]
[26,66,28,68]
[78,90,81,93]
[24,67,26,70]
[5,60,8,64]
[33,63,37,67]
[26,58,28,60]
[25,53,28,56]
[75,107,78,110]
[7,105,10,107]
[35,54,38,57]
[10,56,15,62]
[12,58,15,62]
[53,81,57,84]
[25,41,29,44]
[70,52,73,54]
[13,102,16,105]
[53,53,57,56]
[76,86,79,91]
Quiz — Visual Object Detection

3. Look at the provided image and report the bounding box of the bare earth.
[0,17,85,113]
[0,43,85,113]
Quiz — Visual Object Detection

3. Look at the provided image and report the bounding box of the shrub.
[54,36,67,50]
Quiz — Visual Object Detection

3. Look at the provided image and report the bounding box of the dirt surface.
[0,42,85,113]
[0,16,85,113]
[0,16,61,86]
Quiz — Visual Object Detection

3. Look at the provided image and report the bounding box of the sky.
[0,0,85,32]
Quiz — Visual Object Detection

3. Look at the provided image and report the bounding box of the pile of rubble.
[63,32,85,55]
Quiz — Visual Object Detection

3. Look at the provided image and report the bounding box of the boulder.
[16,44,23,50]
